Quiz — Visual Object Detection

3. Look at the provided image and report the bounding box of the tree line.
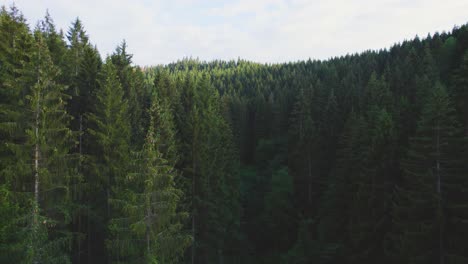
[1,5,468,264]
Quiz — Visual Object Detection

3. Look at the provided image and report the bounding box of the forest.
[1,5,468,264]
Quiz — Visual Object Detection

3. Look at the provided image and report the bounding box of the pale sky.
[2,0,468,66]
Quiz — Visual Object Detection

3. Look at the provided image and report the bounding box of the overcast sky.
[2,0,468,66]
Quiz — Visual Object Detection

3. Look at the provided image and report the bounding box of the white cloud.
[2,0,468,65]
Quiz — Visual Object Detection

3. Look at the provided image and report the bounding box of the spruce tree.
[108,95,190,263]
[346,73,396,263]
[87,58,131,263]
[111,40,145,147]
[0,7,33,261]
[452,50,468,132]
[390,82,465,264]
[289,86,317,216]
[38,11,68,73]
[317,110,369,263]
[20,29,74,264]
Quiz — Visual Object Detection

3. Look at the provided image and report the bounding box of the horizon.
[2,0,468,66]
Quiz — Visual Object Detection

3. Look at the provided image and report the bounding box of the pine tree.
[317,110,369,263]
[65,17,89,117]
[263,167,294,255]
[20,29,74,263]
[66,18,88,80]
[318,88,340,190]
[390,82,465,264]
[108,95,191,263]
[111,40,145,147]
[348,108,396,264]
[0,6,33,261]
[173,71,241,263]
[289,85,323,225]
[87,58,131,263]
[70,43,102,264]
[452,50,468,133]
[345,73,396,263]
[76,44,102,153]
[65,17,91,158]
[38,11,68,72]
[198,94,241,263]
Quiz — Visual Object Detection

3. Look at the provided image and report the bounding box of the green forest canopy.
[1,5,468,264]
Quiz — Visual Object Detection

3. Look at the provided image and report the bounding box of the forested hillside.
[1,5,468,264]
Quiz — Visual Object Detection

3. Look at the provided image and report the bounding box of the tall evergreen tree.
[38,11,68,72]
[390,82,466,264]
[317,110,369,263]
[452,50,468,132]
[107,95,190,263]
[87,58,131,263]
[20,29,74,263]
[0,6,33,261]
[111,40,145,147]
[289,86,317,216]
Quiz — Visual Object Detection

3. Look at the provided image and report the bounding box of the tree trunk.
[307,151,312,204]
[33,51,41,264]
[192,158,196,264]
[218,248,223,264]
[146,199,151,259]
[77,115,83,263]
[34,113,40,222]
[435,118,444,264]
[79,115,83,157]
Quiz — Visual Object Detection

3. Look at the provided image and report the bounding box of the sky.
[2,0,468,66]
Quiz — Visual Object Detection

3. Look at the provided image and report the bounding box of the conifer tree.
[344,73,397,263]
[317,111,369,263]
[66,18,88,80]
[452,50,468,132]
[263,167,294,254]
[111,40,145,147]
[65,17,91,159]
[87,58,131,262]
[289,86,318,216]
[0,7,33,261]
[38,11,68,72]
[20,29,74,264]
[390,82,465,264]
[108,95,191,263]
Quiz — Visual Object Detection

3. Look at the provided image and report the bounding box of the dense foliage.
[1,5,468,264]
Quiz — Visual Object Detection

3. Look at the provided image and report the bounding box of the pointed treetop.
[112,39,133,66]
[67,17,88,45]
[39,9,56,35]
[1,4,27,24]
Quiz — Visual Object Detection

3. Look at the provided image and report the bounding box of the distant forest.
[1,5,468,264]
